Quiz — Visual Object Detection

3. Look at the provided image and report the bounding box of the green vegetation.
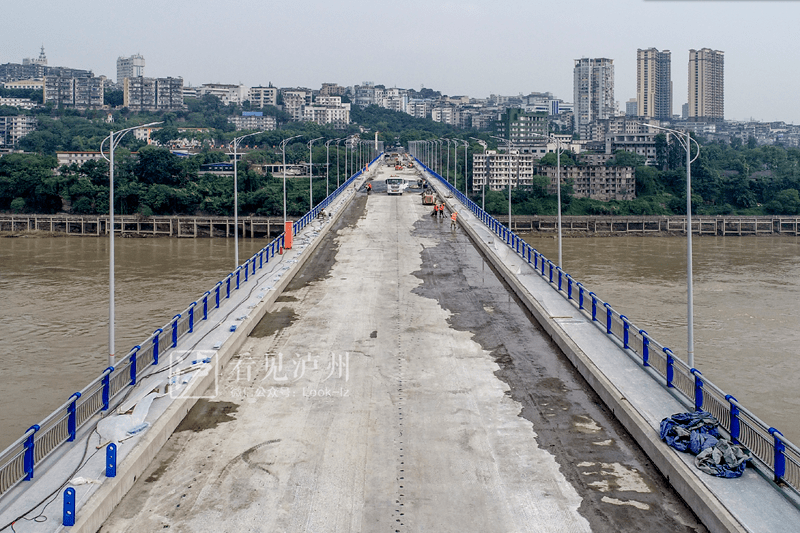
[3,94,800,217]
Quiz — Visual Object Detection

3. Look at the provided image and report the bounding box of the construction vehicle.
[422,191,436,205]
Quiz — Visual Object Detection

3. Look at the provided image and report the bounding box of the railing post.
[527,246,532,264]
[557,267,563,291]
[203,292,209,320]
[244,261,249,283]
[101,367,113,411]
[236,267,241,289]
[541,256,546,277]
[640,330,650,367]
[726,395,740,443]
[24,424,39,480]
[620,315,630,348]
[259,250,263,269]
[172,315,180,347]
[63,487,76,526]
[188,302,196,333]
[664,347,675,388]
[567,276,573,300]
[67,392,81,442]
[106,442,117,478]
[769,428,786,483]
[226,276,231,299]
[578,283,585,310]
[252,257,257,275]
[692,369,704,411]
[604,303,612,334]
[153,328,162,365]
[129,345,140,385]
[590,292,598,321]
[215,282,221,308]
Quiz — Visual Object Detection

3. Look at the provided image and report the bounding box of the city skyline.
[2,0,799,123]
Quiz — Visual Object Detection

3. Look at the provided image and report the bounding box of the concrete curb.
[69,187,360,533]
[431,180,747,533]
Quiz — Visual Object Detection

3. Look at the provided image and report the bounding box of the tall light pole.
[462,140,469,196]
[491,135,513,228]
[335,138,343,187]
[308,137,323,210]
[529,132,567,268]
[281,135,302,225]
[229,130,265,269]
[470,138,488,210]
[642,123,701,369]
[99,120,162,367]
[443,139,451,183]
[325,138,335,197]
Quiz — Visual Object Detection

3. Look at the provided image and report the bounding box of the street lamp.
[99,120,162,367]
[491,135,513,229]
[470,137,487,210]
[229,130,265,269]
[281,135,302,225]
[529,132,567,268]
[461,140,469,197]
[335,138,343,187]
[325,138,336,197]
[642,123,701,368]
[308,137,323,210]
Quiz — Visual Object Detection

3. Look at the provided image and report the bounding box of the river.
[1,233,799,451]
[521,234,800,444]
[0,236,268,450]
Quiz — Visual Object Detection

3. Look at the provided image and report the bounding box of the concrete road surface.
[102,164,705,532]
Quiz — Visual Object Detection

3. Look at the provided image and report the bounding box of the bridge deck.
[101,165,703,532]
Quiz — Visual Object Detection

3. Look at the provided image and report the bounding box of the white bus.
[386,177,404,195]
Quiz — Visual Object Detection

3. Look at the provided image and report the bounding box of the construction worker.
[450,210,458,230]
[366,182,372,195]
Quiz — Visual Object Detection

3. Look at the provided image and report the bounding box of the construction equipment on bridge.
[422,191,437,205]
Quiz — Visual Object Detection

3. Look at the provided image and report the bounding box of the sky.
[3,0,799,123]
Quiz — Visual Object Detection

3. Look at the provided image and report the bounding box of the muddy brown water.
[0,236,269,450]
[521,234,800,444]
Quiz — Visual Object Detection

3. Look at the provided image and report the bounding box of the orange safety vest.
[451,212,457,221]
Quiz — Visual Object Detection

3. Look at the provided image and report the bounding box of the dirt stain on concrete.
[175,399,239,433]
[251,306,298,338]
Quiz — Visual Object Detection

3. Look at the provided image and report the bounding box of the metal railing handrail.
[417,158,800,496]
[0,154,381,499]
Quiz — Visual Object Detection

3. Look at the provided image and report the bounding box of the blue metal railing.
[416,157,800,495]
[0,155,381,498]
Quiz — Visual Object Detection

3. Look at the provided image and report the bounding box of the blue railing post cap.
[27,424,40,433]
[690,368,702,376]
[173,314,181,320]
[189,301,197,308]
[769,427,784,437]
[725,394,738,402]
[639,329,647,336]
[663,347,674,355]
[620,314,628,322]
[69,392,82,400]
[104,365,115,373]
[154,328,163,334]
[603,302,611,309]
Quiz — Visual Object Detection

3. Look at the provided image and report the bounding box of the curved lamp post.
[642,123,701,368]
[491,135,513,229]
[280,135,302,225]
[470,137,487,210]
[229,130,265,269]
[308,137,323,210]
[99,120,162,367]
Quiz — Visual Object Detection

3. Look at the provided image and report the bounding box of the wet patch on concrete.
[410,216,707,532]
[370,330,377,338]
[284,195,367,291]
[276,294,298,302]
[250,306,298,338]
[175,400,239,433]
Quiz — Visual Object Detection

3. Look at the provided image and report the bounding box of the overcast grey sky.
[3,0,798,123]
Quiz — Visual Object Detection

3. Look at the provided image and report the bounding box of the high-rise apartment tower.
[688,48,724,121]
[573,58,615,134]
[636,48,672,119]
[116,54,145,84]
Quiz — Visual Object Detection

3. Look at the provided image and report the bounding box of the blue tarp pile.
[660,411,752,478]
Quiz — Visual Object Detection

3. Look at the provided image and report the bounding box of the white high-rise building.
[688,48,724,122]
[116,54,145,84]
[573,58,615,135]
